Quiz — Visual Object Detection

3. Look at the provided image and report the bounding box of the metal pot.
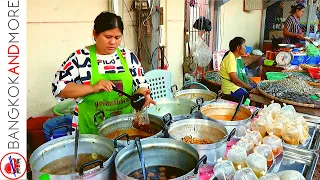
[166,118,235,164]
[98,112,164,150]
[115,138,207,180]
[147,98,198,121]
[171,85,217,102]
[30,134,116,180]
[199,102,255,133]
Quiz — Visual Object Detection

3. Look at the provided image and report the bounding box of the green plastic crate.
[266,72,288,80]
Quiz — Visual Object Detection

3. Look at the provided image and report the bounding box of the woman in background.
[283,3,306,45]
[220,37,257,102]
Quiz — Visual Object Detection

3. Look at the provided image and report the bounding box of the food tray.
[204,70,221,86]
[282,122,320,151]
[268,146,319,180]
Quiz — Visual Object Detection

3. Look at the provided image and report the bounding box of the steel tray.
[283,122,320,151]
[268,146,319,180]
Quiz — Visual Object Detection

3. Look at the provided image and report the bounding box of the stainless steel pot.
[166,118,234,164]
[115,138,207,180]
[172,88,217,103]
[147,98,198,121]
[30,134,116,180]
[199,102,255,133]
[98,113,164,150]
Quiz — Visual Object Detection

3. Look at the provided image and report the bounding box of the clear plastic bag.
[262,135,283,157]
[254,144,274,168]
[236,138,255,155]
[259,173,280,180]
[234,168,259,180]
[277,105,296,118]
[266,122,284,138]
[281,124,300,146]
[277,170,306,180]
[246,153,268,178]
[191,35,212,67]
[250,118,267,137]
[227,146,247,170]
[244,131,263,146]
[213,160,236,180]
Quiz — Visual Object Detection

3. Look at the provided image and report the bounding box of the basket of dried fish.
[282,71,320,87]
[299,64,320,71]
[204,70,221,86]
[257,78,320,108]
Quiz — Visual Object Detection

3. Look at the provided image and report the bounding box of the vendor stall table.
[249,93,320,117]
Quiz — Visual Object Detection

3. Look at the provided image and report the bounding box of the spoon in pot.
[112,86,146,111]
[135,137,147,180]
[74,125,80,171]
[231,96,245,121]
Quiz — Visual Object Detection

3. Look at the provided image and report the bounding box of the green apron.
[236,58,248,85]
[78,45,134,134]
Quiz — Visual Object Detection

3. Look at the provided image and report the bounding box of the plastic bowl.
[264,59,274,66]
[308,67,320,79]
[266,72,288,80]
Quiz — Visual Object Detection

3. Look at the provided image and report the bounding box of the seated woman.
[220,37,257,102]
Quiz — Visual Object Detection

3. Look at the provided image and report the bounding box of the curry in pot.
[129,165,188,180]
[105,128,154,140]
[40,153,108,175]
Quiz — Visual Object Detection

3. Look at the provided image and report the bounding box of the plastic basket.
[52,100,76,116]
[145,70,174,101]
[266,72,288,80]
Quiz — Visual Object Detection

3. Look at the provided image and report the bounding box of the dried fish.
[205,71,221,84]
[284,72,320,83]
[259,78,320,105]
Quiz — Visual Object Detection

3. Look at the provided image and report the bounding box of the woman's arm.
[229,72,252,91]
[283,26,299,38]
[52,52,96,99]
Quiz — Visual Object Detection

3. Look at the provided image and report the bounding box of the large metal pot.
[172,86,217,103]
[30,134,116,179]
[147,98,198,121]
[115,138,207,180]
[200,102,254,133]
[166,118,234,164]
[98,113,164,150]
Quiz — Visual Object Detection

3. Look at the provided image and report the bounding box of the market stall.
[28,79,320,179]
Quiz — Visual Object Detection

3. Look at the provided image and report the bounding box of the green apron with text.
[236,58,248,85]
[78,45,133,134]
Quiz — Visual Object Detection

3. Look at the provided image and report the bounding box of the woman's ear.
[92,30,97,41]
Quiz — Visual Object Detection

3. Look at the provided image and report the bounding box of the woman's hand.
[91,80,115,93]
[135,87,156,109]
[297,34,305,40]
[250,88,260,95]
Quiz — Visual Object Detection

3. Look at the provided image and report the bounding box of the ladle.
[74,125,80,171]
[231,96,245,121]
[113,86,146,111]
[135,137,147,180]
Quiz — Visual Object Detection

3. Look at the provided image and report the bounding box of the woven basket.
[282,70,320,87]
[257,81,320,109]
[204,70,222,86]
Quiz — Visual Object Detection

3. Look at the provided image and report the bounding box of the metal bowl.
[174,89,217,102]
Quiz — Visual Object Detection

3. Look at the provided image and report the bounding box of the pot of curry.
[200,102,253,133]
[98,113,164,150]
[167,118,233,164]
[29,134,116,179]
[115,138,207,180]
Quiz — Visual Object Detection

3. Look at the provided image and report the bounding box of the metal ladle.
[231,96,245,121]
[74,125,80,171]
[113,86,146,111]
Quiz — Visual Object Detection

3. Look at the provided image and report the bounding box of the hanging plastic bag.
[191,35,212,67]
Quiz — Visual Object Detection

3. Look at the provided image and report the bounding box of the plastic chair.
[145,70,174,100]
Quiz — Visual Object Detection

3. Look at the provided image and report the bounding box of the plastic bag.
[277,170,306,180]
[191,35,212,67]
[254,144,274,168]
[213,159,236,180]
[262,134,283,157]
[306,44,320,57]
[227,146,247,170]
[259,173,280,180]
[53,99,76,116]
[234,168,258,180]
[246,153,268,178]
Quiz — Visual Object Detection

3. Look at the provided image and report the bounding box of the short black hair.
[290,3,305,14]
[94,11,124,34]
[229,37,246,53]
